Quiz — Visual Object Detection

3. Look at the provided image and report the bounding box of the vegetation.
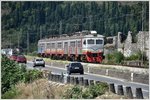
[63,82,109,99]
[105,51,124,64]
[1,1,149,52]
[1,55,43,98]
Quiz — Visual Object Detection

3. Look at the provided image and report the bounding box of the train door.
[64,42,68,54]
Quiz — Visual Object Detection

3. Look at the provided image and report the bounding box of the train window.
[83,40,86,45]
[77,41,81,47]
[47,43,51,48]
[64,42,68,46]
[96,39,103,44]
[52,43,55,48]
[70,41,75,47]
[57,42,62,48]
[87,39,94,44]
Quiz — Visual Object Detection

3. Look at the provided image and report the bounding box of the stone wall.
[104,31,149,59]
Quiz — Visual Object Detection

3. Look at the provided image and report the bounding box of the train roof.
[39,31,104,42]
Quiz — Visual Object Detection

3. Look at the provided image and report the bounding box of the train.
[38,30,105,63]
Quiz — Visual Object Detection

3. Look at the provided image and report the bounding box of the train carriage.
[38,30,104,63]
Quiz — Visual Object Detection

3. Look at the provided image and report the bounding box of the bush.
[105,51,124,64]
[86,82,109,98]
[1,55,25,94]
[63,82,109,99]
[1,86,20,99]
[23,70,43,83]
[1,55,43,95]
[63,86,82,99]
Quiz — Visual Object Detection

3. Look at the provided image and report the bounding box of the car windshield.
[71,63,82,67]
[36,59,43,61]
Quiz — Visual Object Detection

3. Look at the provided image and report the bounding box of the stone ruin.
[104,31,149,59]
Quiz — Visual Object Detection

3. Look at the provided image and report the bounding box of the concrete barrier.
[126,86,133,99]
[79,77,84,86]
[66,76,70,84]
[70,77,75,84]
[117,85,124,95]
[133,73,149,84]
[74,77,79,85]
[109,83,116,94]
[89,80,94,86]
[136,88,144,99]
[84,79,89,87]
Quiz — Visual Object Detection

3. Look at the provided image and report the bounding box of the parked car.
[9,54,18,61]
[33,58,45,67]
[66,62,84,75]
[16,55,27,63]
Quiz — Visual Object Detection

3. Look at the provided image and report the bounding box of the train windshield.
[87,39,94,44]
[96,39,103,44]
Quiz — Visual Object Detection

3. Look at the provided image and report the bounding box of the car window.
[36,59,43,61]
[71,63,82,67]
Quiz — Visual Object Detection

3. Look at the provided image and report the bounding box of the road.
[26,61,149,99]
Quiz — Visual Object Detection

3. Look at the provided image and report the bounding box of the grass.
[14,79,71,99]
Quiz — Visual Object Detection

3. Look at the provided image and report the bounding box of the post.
[117,85,124,95]
[106,69,108,76]
[136,88,144,99]
[66,76,70,84]
[109,83,116,94]
[131,72,134,82]
[84,79,89,87]
[79,77,84,86]
[74,77,79,85]
[126,86,133,99]
[88,66,90,73]
[70,77,74,84]
[89,80,94,86]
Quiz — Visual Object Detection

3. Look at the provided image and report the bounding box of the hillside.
[1,1,149,52]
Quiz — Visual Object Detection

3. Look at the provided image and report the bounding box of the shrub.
[1,55,25,94]
[63,86,82,99]
[23,70,43,83]
[63,82,109,99]
[105,51,124,64]
[1,55,43,95]
[1,86,20,99]
[87,82,109,98]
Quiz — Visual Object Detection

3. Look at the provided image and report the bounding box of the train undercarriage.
[38,52,104,63]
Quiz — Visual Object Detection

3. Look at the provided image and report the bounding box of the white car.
[33,58,45,67]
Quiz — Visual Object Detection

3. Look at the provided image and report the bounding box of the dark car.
[66,62,84,75]
[9,54,18,61]
[33,58,45,67]
[16,55,27,63]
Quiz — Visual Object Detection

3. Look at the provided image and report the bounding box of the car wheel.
[80,72,84,75]
[67,71,71,75]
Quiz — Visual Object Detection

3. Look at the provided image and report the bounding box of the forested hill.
[1,1,149,52]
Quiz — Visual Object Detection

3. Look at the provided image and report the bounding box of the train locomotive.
[38,30,105,63]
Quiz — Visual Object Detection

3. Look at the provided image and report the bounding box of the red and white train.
[38,30,105,63]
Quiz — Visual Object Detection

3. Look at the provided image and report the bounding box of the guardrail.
[42,71,144,99]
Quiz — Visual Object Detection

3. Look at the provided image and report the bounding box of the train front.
[82,31,104,63]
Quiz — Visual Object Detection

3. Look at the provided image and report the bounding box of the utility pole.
[89,15,92,31]
[27,26,29,54]
[141,2,145,65]
[40,26,42,39]
[89,2,92,31]
[18,28,22,48]
[59,21,62,37]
